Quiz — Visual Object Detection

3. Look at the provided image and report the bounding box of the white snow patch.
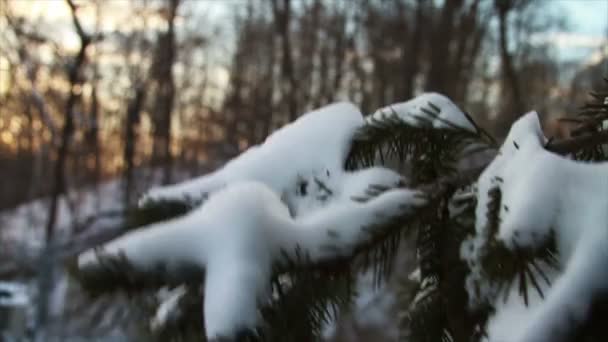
[141,102,365,206]
[150,285,188,331]
[484,283,544,342]
[1,180,124,252]
[80,180,425,339]
[0,281,29,307]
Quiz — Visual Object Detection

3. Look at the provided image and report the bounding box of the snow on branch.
[139,102,365,207]
[76,96,463,340]
[78,181,426,339]
[369,93,479,133]
[346,93,493,183]
[465,112,608,342]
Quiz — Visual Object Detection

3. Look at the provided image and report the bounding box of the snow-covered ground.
[1,180,123,253]
[0,179,123,340]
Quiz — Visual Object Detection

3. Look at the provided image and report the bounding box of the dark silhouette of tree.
[150,0,180,185]
[496,0,524,115]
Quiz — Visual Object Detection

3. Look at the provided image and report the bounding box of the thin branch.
[46,0,93,241]
[546,130,608,155]
[418,129,608,199]
[66,0,90,42]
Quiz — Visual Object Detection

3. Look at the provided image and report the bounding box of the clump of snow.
[369,92,477,133]
[140,102,365,206]
[150,285,187,332]
[483,282,545,342]
[462,112,549,305]
[408,268,421,283]
[467,111,608,342]
[80,180,425,339]
[0,281,29,307]
[142,93,472,209]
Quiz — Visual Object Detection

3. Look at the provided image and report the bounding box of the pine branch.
[546,130,608,155]
[74,188,423,341]
[346,104,492,184]
[563,81,608,161]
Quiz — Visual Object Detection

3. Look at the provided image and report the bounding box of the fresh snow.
[469,112,608,342]
[141,93,473,210]
[79,180,425,339]
[0,281,29,307]
[78,99,438,339]
[369,92,477,133]
[484,283,545,342]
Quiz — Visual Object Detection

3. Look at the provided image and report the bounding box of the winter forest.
[1,0,607,341]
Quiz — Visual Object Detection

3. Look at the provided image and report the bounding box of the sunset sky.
[4,0,607,57]
[1,0,606,102]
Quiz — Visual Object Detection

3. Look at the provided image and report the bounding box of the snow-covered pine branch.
[71,88,608,341]
[70,85,608,341]
[346,93,490,179]
[465,111,608,342]
[82,180,425,339]
[75,93,482,340]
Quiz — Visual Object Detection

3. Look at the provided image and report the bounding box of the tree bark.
[496,0,524,115]
[425,0,463,94]
[402,0,426,100]
[450,0,481,103]
[123,85,145,207]
[39,1,91,337]
[45,0,91,242]
[89,85,100,184]
[150,0,179,185]
[271,0,298,121]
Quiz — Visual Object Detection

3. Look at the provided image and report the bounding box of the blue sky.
[551,0,607,62]
[559,0,607,36]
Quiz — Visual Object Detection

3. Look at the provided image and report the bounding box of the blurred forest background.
[0,0,606,340]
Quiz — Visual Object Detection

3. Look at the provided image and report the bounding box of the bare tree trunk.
[45,0,91,243]
[271,0,298,121]
[328,9,347,103]
[402,0,426,100]
[151,0,179,185]
[449,0,481,103]
[315,40,330,107]
[496,0,524,115]
[90,0,102,189]
[261,30,276,139]
[123,85,145,207]
[89,85,100,184]
[299,0,321,110]
[39,1,91,338]
[425,0,463,94]
[455,13,488,104]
